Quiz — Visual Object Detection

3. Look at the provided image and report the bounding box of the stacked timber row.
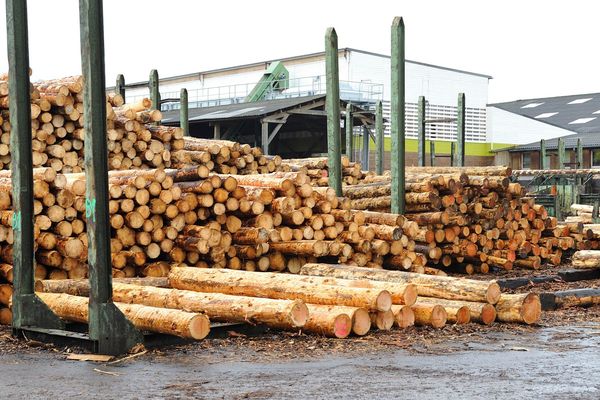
[34,263,541,340]
[287,161,591,274]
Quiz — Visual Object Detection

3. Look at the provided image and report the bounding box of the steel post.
[540,139,547,170]
[7,0,63,330]
[79,0,142,355]
[417,96,426,167]
[455,93,465,167]
[325,27,342,196]
[390,17,405,213]
[180,88,189,137]
[149,69,160,112]
[345,103,353,162]
[429,141,435,166]
[558,137,565,169]
[375,100,384,174]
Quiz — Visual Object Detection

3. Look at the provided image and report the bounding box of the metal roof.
[507,130,600,152]
[160,95,372,124]
[113,48,492,90]
[490,92,600,135]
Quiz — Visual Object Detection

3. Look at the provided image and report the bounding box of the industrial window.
[522,153,532,169]
[592,150,600,168]
[535,112,558,119]
[521,102,544,109]
[569,117,596,124]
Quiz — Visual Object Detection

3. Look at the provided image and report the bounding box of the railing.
[126,75,384,111]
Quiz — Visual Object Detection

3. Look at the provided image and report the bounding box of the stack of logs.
[33,263,541,339]
[281,160,598,274]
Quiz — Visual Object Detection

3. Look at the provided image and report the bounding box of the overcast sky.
[0,0,597,103]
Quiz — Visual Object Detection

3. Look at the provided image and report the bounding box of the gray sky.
[0,0,597,103]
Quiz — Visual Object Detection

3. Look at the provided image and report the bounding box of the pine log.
[304,304,352,338]
[411,303,447,328]
[415,298,470,324]
[495,293,541,324]
[572,250,600,269]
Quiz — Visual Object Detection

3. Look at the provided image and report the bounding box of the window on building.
[592,150,600,169]
[522,152,532,169]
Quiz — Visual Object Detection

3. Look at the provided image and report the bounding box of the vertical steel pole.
[325,27,342,196]
[7,0,63,330]
[180,88,189,137]
[115,74,125,100]
[261,121,269,155]
[345,103,353,162]
[558,137,565,169]
[450,142,455,167]
[390,17,405,214]
[80,0,141,355]
[362,126,370,170]
[417,96,426,167]
[577,138,583,169]
[429,141,435,166]
[540,139,547,170]
[455,93,465,167]
[149,69,160,111]
[376,100,384,174]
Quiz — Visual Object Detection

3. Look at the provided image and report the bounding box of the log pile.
[567,204,594,224]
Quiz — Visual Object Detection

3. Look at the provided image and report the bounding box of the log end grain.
[392,305,415,329]
[480,303,497,325]
[487,282,502,305]
[376,290,393,312]
[351,308,371,336]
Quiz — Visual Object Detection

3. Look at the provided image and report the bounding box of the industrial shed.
[160,94,375,158]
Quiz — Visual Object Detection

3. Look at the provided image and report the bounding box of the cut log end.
[480,303,497,325]
[521,293,542,325]
[392,305,415,328]
[455,306,471,324]
[290,300,309,327]
[351,308,371,336]
[331,314,352,338]
[376,290,393,312]
[487,282,502,305]
[189,314,211,340]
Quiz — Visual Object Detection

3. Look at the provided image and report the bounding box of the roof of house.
[507,130,600,152]
[112,47,492,90]
[490,92,600,135]
[160,94,374,124]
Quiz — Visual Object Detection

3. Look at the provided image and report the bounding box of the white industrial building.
[120,48,491,144]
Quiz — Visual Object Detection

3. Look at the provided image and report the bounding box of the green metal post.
[362,126,370,170]
[577,138,583,169]
[558,137,565,169]
[79,0,142,355]
[375,100,384,175]
[594,200,600,224]
[345,103,353,162]
[429,141,435,166]
[540,139,547,170]
[417,96,426,167]
[116,74,125,100]
[455,93,465,167]
[180,88,189,137]
[325,27,342,196]
[149,69,160,112]
[390,17,405,214]
[450,142,455,167]
[7,0,63,331]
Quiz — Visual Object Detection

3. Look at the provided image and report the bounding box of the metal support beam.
[429,141,435,167]
[577,138,583,168]
[115,74,125,100]
[375,100,384,174]
[149,69,160,111]
[325,27,342,196]
[455,93,465,167]
[417,96,426,167]
[213,123,221,139]
[450,142,455,167]
[79,0,142,355]
[540,139,547,170]
[390,17,405,214]
[180,88,189,137]
[7,0,64,331]
[558,137,565,169]
[261,121,269,155]
[594,200,600,224]
[267,123,285,145]
[362,126,370,171]
[345,103,353,162]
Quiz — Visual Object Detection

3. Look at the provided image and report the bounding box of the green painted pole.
[362,126,370,170]
[540,139,547,170]
[455,93,465,167]
[325,27,342,196]
[450,142,455,167]
[79,0,142,355]
[577,138,583,169]
[345,103,353,162]
[558,137,565,169]
[390,17,405,214]
[375,100,384,175]
[116,74,125,100]
[429,141,435,166]
[594,200,600,224]
[149,69,160,111]
[180,88,189,137]
[7,0,63,331]
[417,96,426,167]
